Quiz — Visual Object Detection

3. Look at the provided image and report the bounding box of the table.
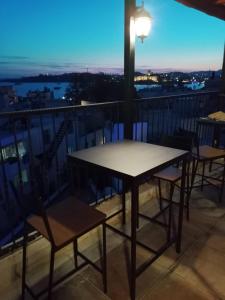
[198,117,225,148]
[68,140,188,299]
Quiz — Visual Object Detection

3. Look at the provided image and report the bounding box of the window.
[0,141,26,163]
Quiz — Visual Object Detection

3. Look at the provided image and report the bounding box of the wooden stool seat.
[154,166,182,183]
[193,145,225,161]
[28,197,106,248]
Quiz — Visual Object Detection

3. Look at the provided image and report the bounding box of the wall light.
[135,2,152,42]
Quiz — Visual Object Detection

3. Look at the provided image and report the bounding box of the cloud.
[0,55,30,60]
[0,61,12,65]
[38,63,67,69]
[0,60,34,66]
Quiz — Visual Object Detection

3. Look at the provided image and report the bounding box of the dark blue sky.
[0,0,224,78]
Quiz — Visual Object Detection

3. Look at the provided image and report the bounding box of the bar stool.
[136,135,191,245]
[153,135,194,234]
[192,146,225,202]
[16,191,107,299]
[176,127,225,203]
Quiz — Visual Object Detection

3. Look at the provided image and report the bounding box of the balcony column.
[219,44,225,111]
[221,44,225,94]
[124,0,136,139]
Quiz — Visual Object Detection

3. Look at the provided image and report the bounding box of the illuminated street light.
[135,2,152,42]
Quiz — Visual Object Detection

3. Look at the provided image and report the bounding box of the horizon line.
[0,67,222,80]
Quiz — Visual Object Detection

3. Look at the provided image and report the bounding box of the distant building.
[0,86,18,110]
[26,87,54,109]
[134,72,160,83]
[27,87,53,102]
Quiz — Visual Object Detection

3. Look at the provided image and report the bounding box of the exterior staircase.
[37,119,71,168]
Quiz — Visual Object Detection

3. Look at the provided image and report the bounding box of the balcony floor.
[1,182,225,300]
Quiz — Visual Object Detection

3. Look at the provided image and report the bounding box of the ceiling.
[176,0,225,20]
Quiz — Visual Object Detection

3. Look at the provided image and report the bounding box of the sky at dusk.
[0,0,224,78]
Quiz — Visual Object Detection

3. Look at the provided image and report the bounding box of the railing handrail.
[0,90,219,118]
[134,90,218,103]
[0,88,221,255]
[0,100,123,118]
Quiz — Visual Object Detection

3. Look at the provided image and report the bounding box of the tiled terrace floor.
[1,181,225,300]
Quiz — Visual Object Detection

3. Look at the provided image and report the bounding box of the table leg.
[130,181,138,300]
[69,160,76,195]
[176,158,187,253]
[122,179,126,225]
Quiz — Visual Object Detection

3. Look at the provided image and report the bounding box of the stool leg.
[186,162,190,221]
[48,248,55,300]
[209,160,213,172]
[167,184,175,242]
[186,158,198,221]
[21,225,28,300]
[186,193,190,221]
[219,158,225,202]
[73,239,78,269]
[102,223,107,293]
[136,195,139,229]
[201,161,206,191]
[190,158,198,192]
[158,178,163,211]
[122,181,126,225]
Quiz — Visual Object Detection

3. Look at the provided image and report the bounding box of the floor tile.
[142,273,221,300]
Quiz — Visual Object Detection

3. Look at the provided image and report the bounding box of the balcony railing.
[0,90,221,255]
